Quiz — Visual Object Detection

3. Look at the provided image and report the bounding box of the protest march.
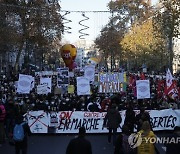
[1,65,180,134]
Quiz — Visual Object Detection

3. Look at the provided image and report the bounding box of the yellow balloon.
[61,44,77,60]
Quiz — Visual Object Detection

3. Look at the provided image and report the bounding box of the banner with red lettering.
[26,109,180,133]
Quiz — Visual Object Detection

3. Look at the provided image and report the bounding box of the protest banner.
[17,74,33,94]
[98,73,127,93]
[77,77,90,95]
[136,80,150,99]
[37,84,49,94]
[40,77,52,93]
[57,68,69,87]
[26,109,180,133]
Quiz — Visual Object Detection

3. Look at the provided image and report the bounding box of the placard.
[136,80,150,99]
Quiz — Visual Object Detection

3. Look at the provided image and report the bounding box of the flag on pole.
[164,69,178,100]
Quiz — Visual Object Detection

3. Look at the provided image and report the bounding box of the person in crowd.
[87,97,101,112]
[165,126,180,154]
[135,107,151,132]
[124,104,136,133]
[100,96,111,112]
[66,126,92,154]
[103,104,122,146]
[137,121,156,154]
[0,100,6,146]
[114,125,134,154]
[13,114,31,154]
[5,99,19,139]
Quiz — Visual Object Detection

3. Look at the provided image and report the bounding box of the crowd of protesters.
[1,69,180,152]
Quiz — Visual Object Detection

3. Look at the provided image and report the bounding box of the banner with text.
[98,73,126,93]
[26,109,180,133]
[57,68,69,87]
[40,77,52,94]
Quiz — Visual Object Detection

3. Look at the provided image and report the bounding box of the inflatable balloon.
[60,44,77,70]
[88,57,101,65]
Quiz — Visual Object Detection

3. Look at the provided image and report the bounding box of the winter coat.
[66,136,92,154]
[104,108,122,129]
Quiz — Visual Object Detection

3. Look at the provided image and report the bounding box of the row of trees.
[0,0,63,74]
[95,0,180,73]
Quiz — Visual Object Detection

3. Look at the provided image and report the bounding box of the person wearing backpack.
[13,115,31,154]
[0,100,6,146]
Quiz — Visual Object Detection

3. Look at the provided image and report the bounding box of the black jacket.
[104,108,122,129]
[66,136,92,154]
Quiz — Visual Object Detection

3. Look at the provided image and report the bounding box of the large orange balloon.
[60,44,77,69]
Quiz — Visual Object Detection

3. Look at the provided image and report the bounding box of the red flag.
[157,79,165,98]
[128,74,137,97]
[129,75,135,89]
[165,81,179,100]
[164,69,178,100]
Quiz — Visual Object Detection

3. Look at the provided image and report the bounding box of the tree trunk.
[169,35,173,73]
[14,40,25,73]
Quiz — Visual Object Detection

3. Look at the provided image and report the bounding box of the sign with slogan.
[27,111,49,133]
[35,71,57,87]
[136,80,150,99]
[17,74,34,94]
[40,77,52,94]
[77,77,90,95]
[84,65,95,82]
[98,73,126,93]
[57,68,69,87]
[37,84,49,95]
[26,109,180,133]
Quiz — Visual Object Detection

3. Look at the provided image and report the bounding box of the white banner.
[84,65,95,82]
[17,74,33,94]
[40,78,52,93]
[26,109,180,133]
[37,84,49,95]
[136,80,150,99]
[35,71,57,76]
[77,77,90,95]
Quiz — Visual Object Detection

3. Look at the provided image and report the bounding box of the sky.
[60,0,158,44]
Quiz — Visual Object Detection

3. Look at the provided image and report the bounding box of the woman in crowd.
[137,121,156,154]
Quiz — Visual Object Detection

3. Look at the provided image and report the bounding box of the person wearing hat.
[66,126,92,154]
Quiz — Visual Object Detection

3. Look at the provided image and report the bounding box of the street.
[0,133,169,154]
